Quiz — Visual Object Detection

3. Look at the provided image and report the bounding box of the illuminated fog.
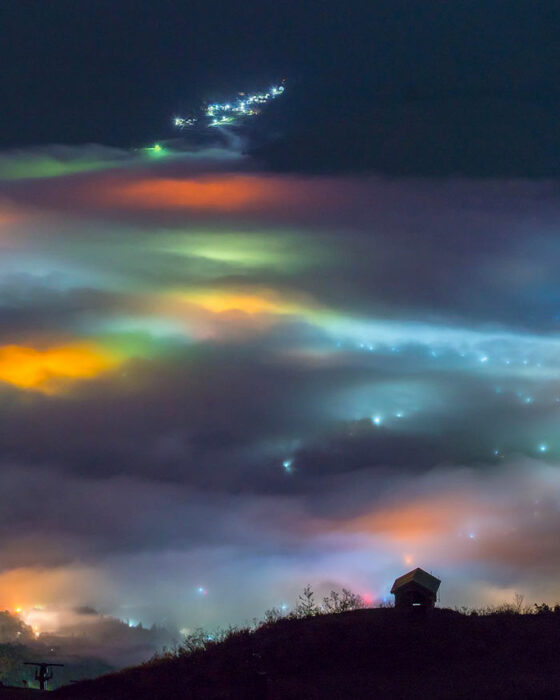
[1,143,560,635]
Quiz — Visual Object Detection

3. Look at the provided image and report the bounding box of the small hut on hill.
[391,567,440,609]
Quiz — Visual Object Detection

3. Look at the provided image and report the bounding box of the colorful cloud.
[1,144,560,641]
[0,343,121,393]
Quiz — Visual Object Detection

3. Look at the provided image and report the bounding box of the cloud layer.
[1,143,560,637]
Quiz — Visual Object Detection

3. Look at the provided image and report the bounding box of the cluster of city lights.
[365,396,554,460]
[173,82,286,130]
[350,338,548,371]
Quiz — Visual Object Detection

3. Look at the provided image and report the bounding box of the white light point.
[372,415,382,426]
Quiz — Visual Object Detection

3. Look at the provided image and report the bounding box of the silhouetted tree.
[294,586,320,617]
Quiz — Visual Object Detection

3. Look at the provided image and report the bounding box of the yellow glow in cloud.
[184,291,294,315]
[0,343,120,393]
[153,288,328,342]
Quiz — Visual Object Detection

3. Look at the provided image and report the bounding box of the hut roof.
[390,567,441,595]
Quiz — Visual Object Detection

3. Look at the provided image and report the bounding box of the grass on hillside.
[53,590,560,700]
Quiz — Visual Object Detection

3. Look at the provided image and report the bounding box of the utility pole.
[24,662,64,691]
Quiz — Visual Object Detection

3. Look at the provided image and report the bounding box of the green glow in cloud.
[156,229,330,273]
[0,146,134,180]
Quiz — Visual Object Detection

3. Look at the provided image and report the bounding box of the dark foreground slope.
[53,608,560,699]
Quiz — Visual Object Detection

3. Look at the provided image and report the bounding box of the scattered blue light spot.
[282,459,293,473]
[538,443,548,453]
[372,415,382,426]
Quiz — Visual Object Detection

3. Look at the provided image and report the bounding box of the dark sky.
[2,0,560,174]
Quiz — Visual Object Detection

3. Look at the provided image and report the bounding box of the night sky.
[1,0,560,645]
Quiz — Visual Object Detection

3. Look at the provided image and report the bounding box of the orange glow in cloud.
[0,343,120,393]
[0,211,15,227]
[0,202,25,226]
[346,496,465,544]
[0,566,108,633]
[97,175,310,212]
[0,204,28,247]
[0,570,65,612]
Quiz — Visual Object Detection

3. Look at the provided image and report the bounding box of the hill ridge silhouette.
[51,606,560,699]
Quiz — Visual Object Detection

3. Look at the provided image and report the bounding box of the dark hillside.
[53,608,560,699]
